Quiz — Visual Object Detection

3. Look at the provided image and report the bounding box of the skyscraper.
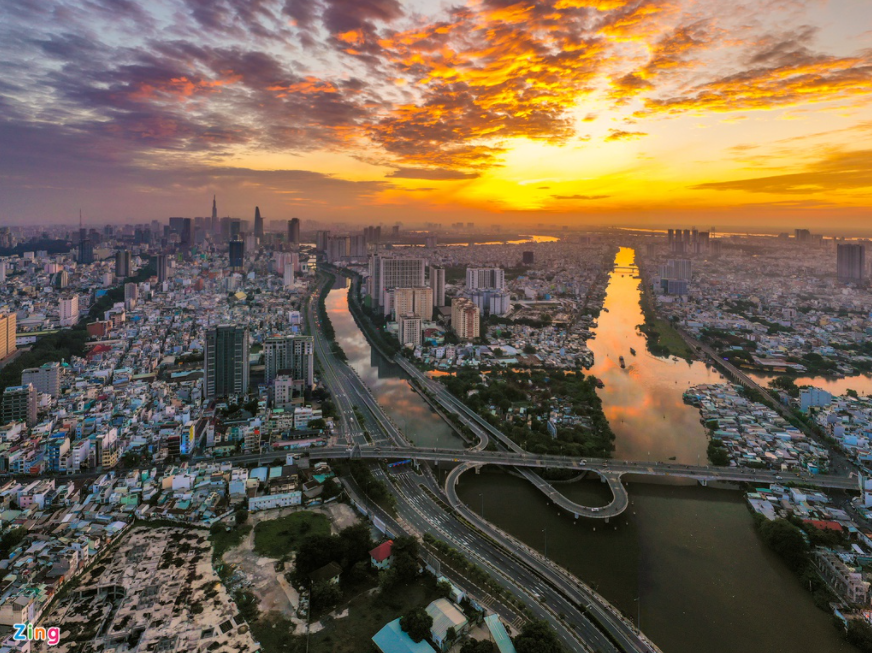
[212,195,218,221]
[115,250,131,278]
[254,206,264,239]
[204,325,250,398]
[430,266,446,307]
[0,313,16,361]
[370,256,427,310]
[466,268,506,290]
[59,296,79,327]
[837,243,866,283]
[451,298,480,340]
[229,240,245,270]
[154,254,169,283]
[288,217,301,246]
[263,335,314,387]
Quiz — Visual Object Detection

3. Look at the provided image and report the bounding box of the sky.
[1,0,872,232]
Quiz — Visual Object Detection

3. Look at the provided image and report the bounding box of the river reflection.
[456,472,854,653]
[749,371,872,398]
[589,247,724,464]
[325,280,463,450]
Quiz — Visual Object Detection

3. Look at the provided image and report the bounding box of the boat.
[595,378,605,388]
[619,356,626,368]
[668,456,677,461]
[629,348,636,356]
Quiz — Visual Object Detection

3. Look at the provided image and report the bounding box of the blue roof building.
[372,618,435,653]
[484,614,517,653]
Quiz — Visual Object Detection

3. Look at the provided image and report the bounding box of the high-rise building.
[59,296,79,327]
[370,256,427,309]
[115,250,131,278]
[660,259,692,281]
[283,265,295,288]
[390,287,433,321]
[21,362,61,398]
[229,240,245,269]
[2,384,37,426]
[349,234,368,257]
[398,314,423,348]
[263,335,314,387]
[315,229,330,251]
[204,325,250,399]
[466,268,505,290]
[451,298,480,341]
[0,261,6,283]
[254,206,264,240]
[837,243,866,283]
[795,229,811,242]
[325,236,348,263]
[0,313,16,361]
[488,291,511,316]
[288,218,301,246]
[212,195,218,222]
[154,254,169,283]
[78,237,94,265]
[124,282,139,302]
[430,266,446,307]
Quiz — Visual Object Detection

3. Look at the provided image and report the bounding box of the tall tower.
[288,217,301,246]
[254,206,264,239]
[212,195,217,221]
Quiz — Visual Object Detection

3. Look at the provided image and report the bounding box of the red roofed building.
[369,540,394,570]
[803,519,844,532]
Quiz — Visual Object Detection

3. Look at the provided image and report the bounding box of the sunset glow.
[2,0,872,229]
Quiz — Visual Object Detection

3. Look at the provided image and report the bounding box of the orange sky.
[2,0,872,230]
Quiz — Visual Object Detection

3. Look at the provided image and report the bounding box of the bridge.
[308,445,859,520]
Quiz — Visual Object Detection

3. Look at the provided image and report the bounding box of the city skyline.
[2,0,872,229]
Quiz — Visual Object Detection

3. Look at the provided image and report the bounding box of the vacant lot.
[253,511,331,559]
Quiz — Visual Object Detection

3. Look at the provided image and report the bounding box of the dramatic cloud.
[1,0,872,224]
[691,149,872,194]
[605,129,648,141]
[387,167,480,180]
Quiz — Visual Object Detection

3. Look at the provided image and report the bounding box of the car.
[775,475,783,480]
[580,459,588,466]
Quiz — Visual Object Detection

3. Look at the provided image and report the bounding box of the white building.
[466,267,505,290]
[371,256,426,310]
[398,314,423,348]
[59,296,79,327]
[21,362,61,398]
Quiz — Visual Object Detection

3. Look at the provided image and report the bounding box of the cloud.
[386,167,480,180]
[691,149,872,194]
[551,194,611,200]
[605,129,648,141]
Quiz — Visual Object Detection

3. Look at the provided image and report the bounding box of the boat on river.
[619,356,626,368]
[630,348,636,356]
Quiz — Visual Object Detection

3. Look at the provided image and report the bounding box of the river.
[326,251,855,653]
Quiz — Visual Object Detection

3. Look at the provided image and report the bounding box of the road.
[308,275,634,652]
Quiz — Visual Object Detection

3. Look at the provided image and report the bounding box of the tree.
[758,518,809,572]
[514,620,564,653]
[307,418,327,430]
[309,580,342,614]
[234,508,249,526]
[523,344,536,355]
[400,607,433,643]
[446,626,457,646]
[492,348,504,357]
[461,640,494,653]
[436,579,453,599]
[338,523,373,568]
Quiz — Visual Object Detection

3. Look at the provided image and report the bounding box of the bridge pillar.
[605,517,610,524]
[475,465,481,475]
[700,479,707,487]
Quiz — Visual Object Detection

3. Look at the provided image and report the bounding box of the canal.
[326,252,855,653]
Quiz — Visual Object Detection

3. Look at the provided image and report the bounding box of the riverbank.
[636,269,695,360]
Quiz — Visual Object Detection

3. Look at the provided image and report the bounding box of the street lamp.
[634,597,641,631]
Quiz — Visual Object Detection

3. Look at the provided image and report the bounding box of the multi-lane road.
[308,276,654,652]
